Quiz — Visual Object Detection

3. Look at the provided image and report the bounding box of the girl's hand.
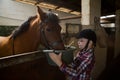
[48,53,62,67]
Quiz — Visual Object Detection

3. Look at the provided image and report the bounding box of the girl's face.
[77,38,88,49]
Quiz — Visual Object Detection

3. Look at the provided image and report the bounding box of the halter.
[40,22,63,49]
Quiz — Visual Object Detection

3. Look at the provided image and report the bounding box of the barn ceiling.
[15,0,120,23]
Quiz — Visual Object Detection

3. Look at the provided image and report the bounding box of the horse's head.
[36,6,65,50]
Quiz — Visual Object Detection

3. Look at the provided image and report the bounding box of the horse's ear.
[37,6,46,21]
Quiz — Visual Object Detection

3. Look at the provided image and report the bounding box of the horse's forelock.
[45,13,59,24]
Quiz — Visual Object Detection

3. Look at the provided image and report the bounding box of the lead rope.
[94,16,101,31]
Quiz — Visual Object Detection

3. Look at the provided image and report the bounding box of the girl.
[49,29,97,80]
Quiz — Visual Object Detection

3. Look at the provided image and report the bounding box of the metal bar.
[0,46,76,68]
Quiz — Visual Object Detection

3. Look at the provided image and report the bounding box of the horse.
[0,6,65,57]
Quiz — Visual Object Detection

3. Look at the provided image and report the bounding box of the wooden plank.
[0,51,45,68]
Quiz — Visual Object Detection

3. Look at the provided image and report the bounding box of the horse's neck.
[0,36,13,56]
[13,31,40,53]
[0,36,11,45]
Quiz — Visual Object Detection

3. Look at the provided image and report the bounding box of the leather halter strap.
[40,22,63,49]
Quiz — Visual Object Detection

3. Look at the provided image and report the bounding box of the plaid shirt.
[60,49,95,80]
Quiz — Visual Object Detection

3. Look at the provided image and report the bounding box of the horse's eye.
[46,28,51,32]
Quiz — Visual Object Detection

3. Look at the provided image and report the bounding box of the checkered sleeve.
[59,52,93,77]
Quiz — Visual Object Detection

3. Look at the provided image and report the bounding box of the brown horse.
[0,6,65,57]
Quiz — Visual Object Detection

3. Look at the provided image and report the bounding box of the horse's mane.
[11,16,36,39]
[10,12,59,39]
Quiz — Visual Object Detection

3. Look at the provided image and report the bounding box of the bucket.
[45,46,76,66]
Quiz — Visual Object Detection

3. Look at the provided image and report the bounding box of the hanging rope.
[94,16,101,31]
